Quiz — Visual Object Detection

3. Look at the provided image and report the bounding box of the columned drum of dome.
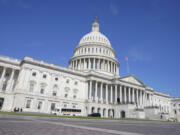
[69,18,120,76]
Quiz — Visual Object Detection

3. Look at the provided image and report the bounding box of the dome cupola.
[78,17,111,47]
[69,17,120,76]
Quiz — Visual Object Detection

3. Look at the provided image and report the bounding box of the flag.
[125,57,128,61]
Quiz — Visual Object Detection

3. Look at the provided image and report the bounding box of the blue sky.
[0,0,180,97]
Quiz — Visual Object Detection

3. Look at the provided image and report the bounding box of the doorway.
[0,98,4,110]
[121,111,125,118]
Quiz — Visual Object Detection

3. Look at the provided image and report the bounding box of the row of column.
[0,66,16,91]
[75,47,114,58]
[70,58,119,75]
[88,80,147,108]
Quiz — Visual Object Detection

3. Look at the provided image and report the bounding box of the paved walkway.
[0,114,180,135]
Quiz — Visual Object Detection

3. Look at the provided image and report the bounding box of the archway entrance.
[91,107,95,113]
[97,108,100,113]
[103,109,106,117]
[108,109,111,117]
[121,111,125,118]
[0,98,4,110]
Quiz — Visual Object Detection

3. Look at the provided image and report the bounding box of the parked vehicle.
[88,113,101,117]
[51,108,61,115]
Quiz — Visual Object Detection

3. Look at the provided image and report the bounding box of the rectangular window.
[43,74,46,79]
[29,83,34,92]
[37,101,42,110]
[32,72,36,76]
[73,95,76,99]
[40,88,44,94]
[52,91,57,96]
[5,73,9,77]
[64,93,68,98]
[26,100,31,108]
[2,83,7,91]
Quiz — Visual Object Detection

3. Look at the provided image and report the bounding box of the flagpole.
[125,57,130,74]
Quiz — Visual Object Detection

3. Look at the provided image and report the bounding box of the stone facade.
[0,19,179,121]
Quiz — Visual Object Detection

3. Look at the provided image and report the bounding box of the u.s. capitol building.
[0,19,179,121]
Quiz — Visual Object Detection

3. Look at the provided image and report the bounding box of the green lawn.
[0,111,166,122]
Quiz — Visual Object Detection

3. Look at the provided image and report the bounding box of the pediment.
[119,75,145,86]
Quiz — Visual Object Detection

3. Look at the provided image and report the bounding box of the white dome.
[79,31,111,47]
[78,21,111,47]
[69,17,120,76]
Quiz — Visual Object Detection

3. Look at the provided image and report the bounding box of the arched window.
[29,81,36,92]
[74,81,78,85]
[32,72,36,77]
[2,81,7,91]
[40,83,47,94]
[52,85,58,96]
[73,89,78,99]
[66,79,70,84]
[64,87,70,98]
[92,107,95,113]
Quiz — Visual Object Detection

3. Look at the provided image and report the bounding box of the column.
[75,60,77,69]
[73,61,75,69]
[79,59,82,70]
[97,59,100,70]
[143,91,146,107]
[114,63,116,74]
[119,85,122,103]
[115,85,117,104]
[100,82,103,103]
[149,94,151,106]
[0,67,6,87]
[111,62,113,73]
[88,58,91,70]
[106,84,108,104]
[141,90,143,108]
[89,80,92,99]
[142,91,144,107]
[77,59,79,69]
[107,61,110,72]
[140,90,142,108]
[132,88,135,103]
[124,86,127,104]
[110,85,113,103]
[128,87,131,103]
[144,92,147,107]
[101,59,105,71]
[93,58,95,70]
[74,60,76,69]
[136,89,139,107]
[106,60,107,71]
[103,59,105,71]
[84,58,86,70]
[95,81,98,102]
[9,69,15,91]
